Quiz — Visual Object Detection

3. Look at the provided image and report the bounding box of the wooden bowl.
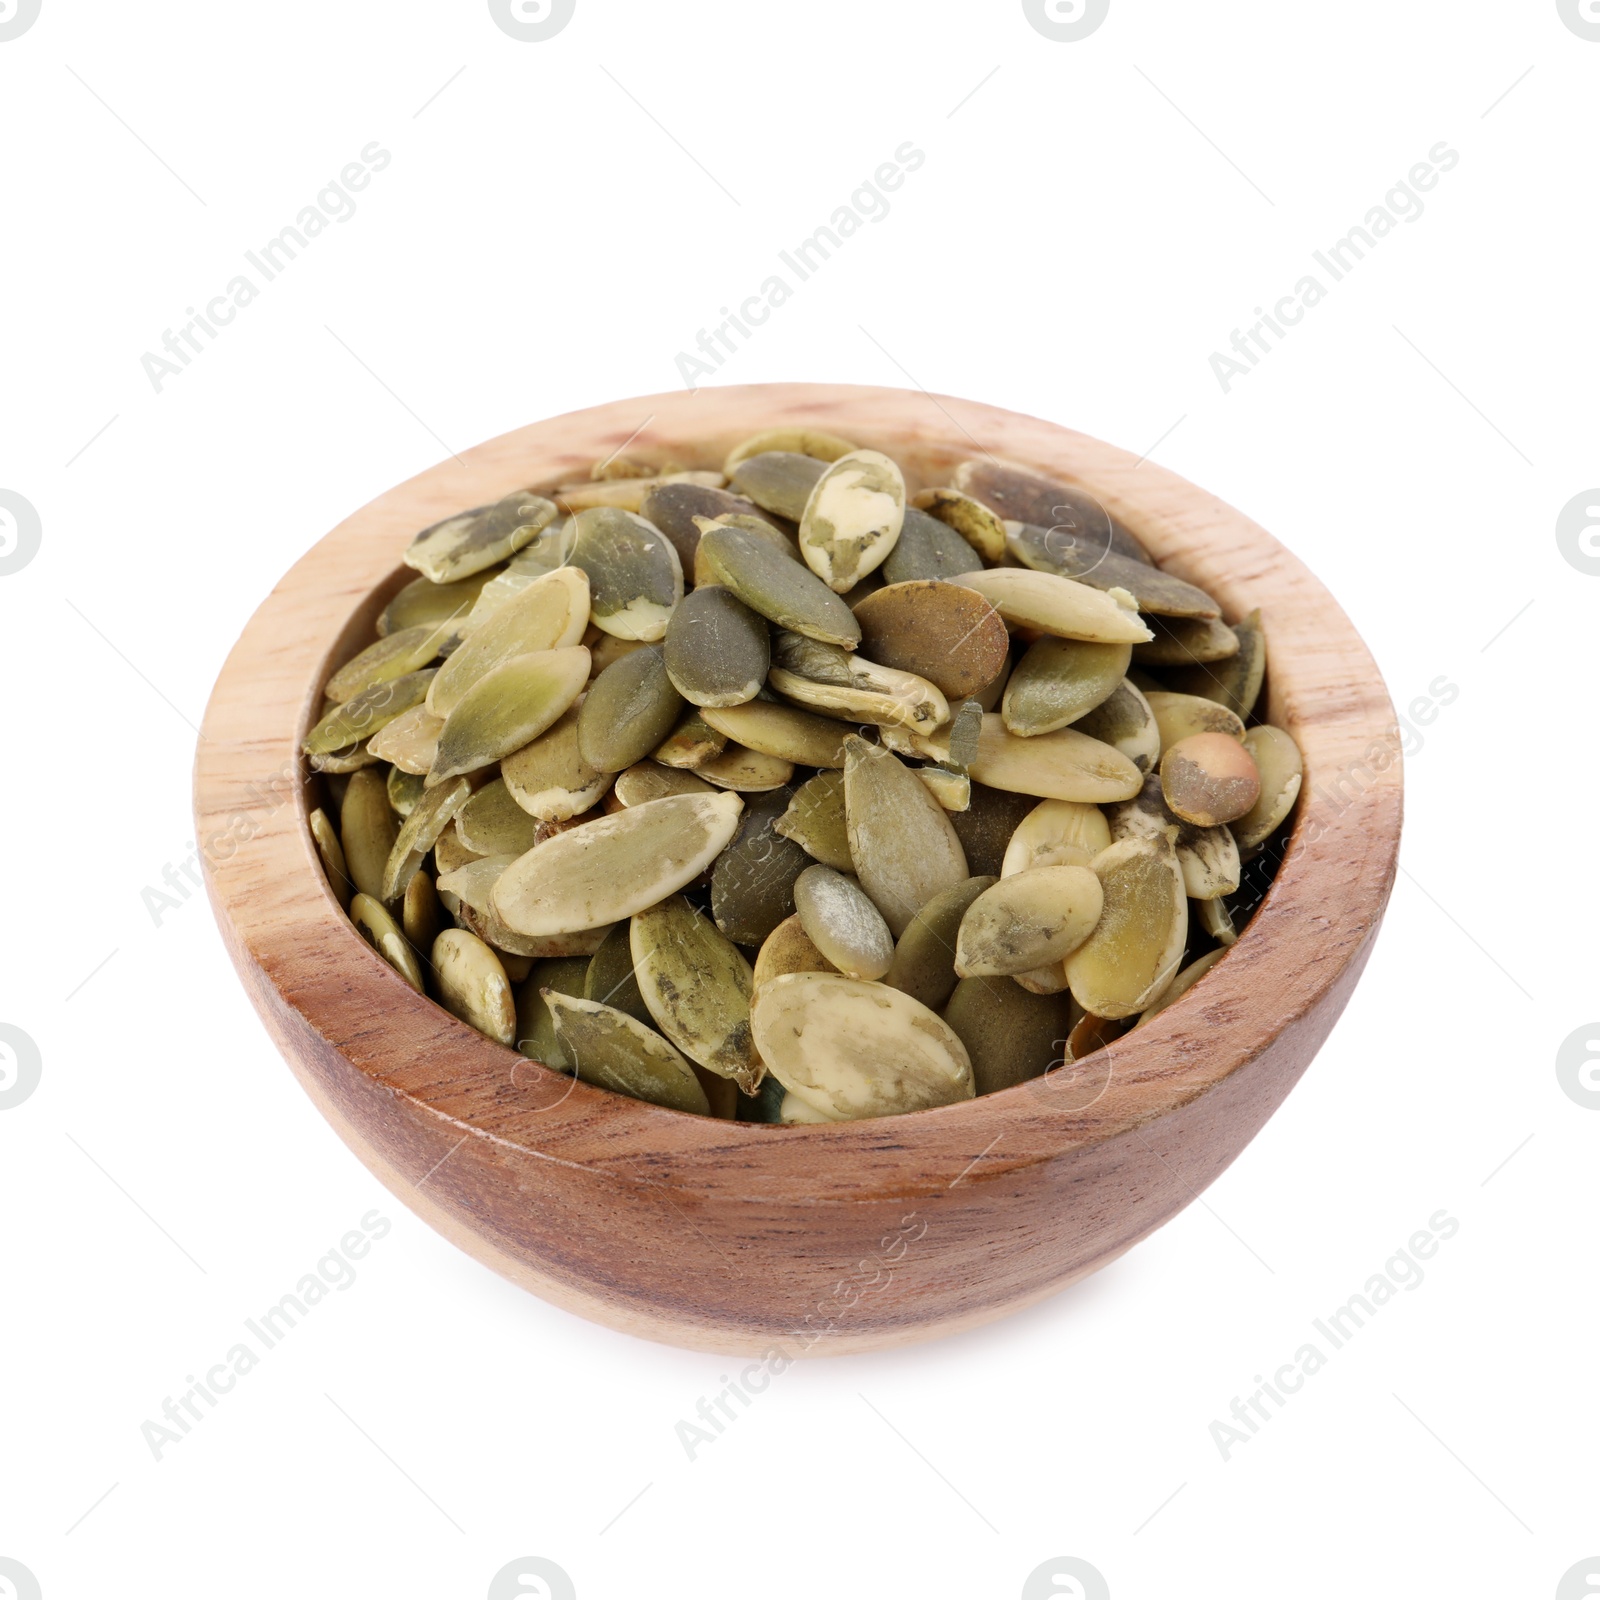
[195,383,1402,1356]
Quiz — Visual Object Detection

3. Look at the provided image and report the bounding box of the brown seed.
[1160,732,1261,827]
[1143,690,1246,753]
[951,459,1152,564]
[850,581,1010,700]
[652,706,728,769]
[753,913,839,988]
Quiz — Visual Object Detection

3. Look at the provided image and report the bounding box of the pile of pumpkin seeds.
[304,432,1303,1123]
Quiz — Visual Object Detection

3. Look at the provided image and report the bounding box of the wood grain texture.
[194,384,1403,1355]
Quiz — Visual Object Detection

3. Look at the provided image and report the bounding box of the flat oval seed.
[368,704,444,774]
[1161,732,1261,826]
[612,762,714,806]
[340,768,398,902]
[695,743,794,792]
[1144,690,1246,753]
[712,788,813,947]
[1198,894,1237,948]
[630,895,763,1091]
[378,568,498,638]
[583,921,653,1025]
[405,492,557,583]
[426,567,591,717]
[1064,837,1189,1020]
[1107,772,1241,900]
[911,487,1009,562]
[1001,636,1131,736]
[750,972,974,1120]
[569,506,683,641]
[383,775,473,901]
[728,451,828,520]
[851,581,1009,700]
[1005,521,1220,618]
[309,807,352,908]
[430,647,589,782]
[951,459,1151,564]
[402,868,444,949]
[780,1091,842,1123]
[350,893,425,993]
[545,992,710,1114]
[954,865,1104,977]
[432,823,483,877]
[952,568,1153,645]
[773,769,853,869]
[465,518,578,627]
[947,783,1038,878]
[1013,962,1071,996]
[797,449,905,593]
[305,669,436,756]
[700,701,849,769]
[722,427,858,477]
[456,777,545,855]
[691,513,802,588]
[769,641,949,734]
[638,482,774,570]
[793,866,894,981]
[514,955,589,1067]
[1073,679,1161,774]
[325,623,449,704]
[652,706,728,769]
[577,646,684,774]
[502,702,614,819]
[1133,614,1240,666]
[1167,608,1266,719]
[880,505,981,585]
[662,585,769,708]
[843,735,969,938]
[1138,947,1227,1025]
[1231,725,1303,851]
[943,977,1073,1095]
[698,523,861,647]
[1001,799,1112,877]
[915,714,1144,804]
[492,792,744,937]
[882,876,996,1012]
[431,929,516,1045]
[308,740,379,775]
[753,913,839,988]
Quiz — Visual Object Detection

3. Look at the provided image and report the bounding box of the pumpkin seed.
[1167,608,1266,719]
[1198,895,1237,948]
[880,505,982,585]
[378,567,498,638]
[368,704,445,774]
[309,807,352,908]
[944,697,984,771]
[456,778,545,856]
[915,713,1143,804]
[697,522,861,647]
[1066,1010,1131,1062]
[753,913,839,988]
[569,507,683,642]
[728,451,829,520]
[326,623,450,704]
[1001,799,1111,877]
[850,580,1009,700]
[1072,678,1160,774]
[432,823,484,876]
[307,740,379,774]
[951,460,1151,565]
[1064,837,1188,1019]
[465,518,579,628]
[639,482,773,571]
[590,454,683,482]
[1005,520,1219,618]
[1144,690,1246,753]
[1001,636,1130,737]
[460,897,613,960]
[954,865,1103,978]
[405,492,558,584]
[695,743,795,792]
[383,775,473,901]
[662,585,769,707]
[554,470,723,515]
[493,791,744,936]
[699,701,848,769]
[402,868,444,949]
[630,895,762,1091]
[780,1091,842,1124]
[577,646,687,776]
[952,568,1152,646]
[1161,732,1261,827]
[1138,947,1226,1025]
[431,929,516,1045]
[583,921,653,1025]
[1013,962,1073,996]
[722,427,858,477]
[430,647,589,782]
[340,769,398,902]
[1133,614,1240,666]
[796,449,906,593]
[1109,772,1241,901]
[770,635,949,733]
[545,991,710,1114]
[882,875,996,1012]
[793,865,894,981]
[917,768,970,811]
[437,853,521,917]
[944,977,1072,1095]
[426,567,590,717]
[1231,725,1302,852]
[612,762,715,807]
[305,669,436,756]
[515,955,589,1067]
[947,783,1038,877]
[582,629,647,680]
[350,893,425,993]
[383,768,424,819]
[911,487,1009,563]
[501,703,614,819]
[773,769,852,869]
[843,735,969,938]
[750,972,974,1120]
[652,706,728,769]
[711,787,811,947]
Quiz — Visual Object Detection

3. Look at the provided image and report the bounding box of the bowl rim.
[195,382,1402,1204]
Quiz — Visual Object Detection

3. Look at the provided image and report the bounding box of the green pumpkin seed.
[612,762,715,807]
[697,522,860,648]
[770,637,948,734]
[431,929,516,1045]
[1133,614,1240,666]
[578,646,685,775]
[378,566,498,638]
[780,1091,842,1123]
[501,702,614,819]
[464,518,578,627]
[305,669,436,756]
[881,875,995,1013]
[590,453,683,482]
[309,807,352,908]
[797,449,906,593]
[383,775,472,901]
[545,991,710,1114]
[728,451,829,520]
[1013,962,1072,996]
[554,469,723,515]
[514,955,589,1067]
[350,893,425,993]
[917,768,970,811]
[1000,799,1111,877]
[915,713,1143,804]
[326,623,451,704]
[437,853,520,916]
[402,868,444,950]
[461,899,613,960]
[1160,732,1261,827]
[1072,679,1160,774]
[793,865,894,981]
[943,977,1072,1095]
[954,865,1103,978]
[1138,947,1227,1025]
[432,822,484,876]
[711,787,812,947]
[1001,636,1131,737]
[699,701,849,769]
[750,972,974,1120]
[722,427,858,477]
[753,913,839,988]
[952,568,1152,646]
[430,647,589,782]
[308,740,379,775]
[340,768,398,902]
[850,580,1009,700]
[1231,725,1302,852]
[405,492,558,584]
[630,895,762,1091]
[910,487,1009,563]
[695,743,795,792]
[584,921,653,1025]
[493,791,744,936]
[662,585,770,707]
[640,482,772,570]
[1005,520,1219,619]
[569,506,683,641]
[652,706,728,769]
[772,769,852,870]
[947,783,1038,878]
[691,512,802,582]
[843,735,969,937]
[1143,690,1246,752]
[1064,837,1188,1019]
[1167,608,1266,719]
[368,704,445,775]
[1198,895,1237,948]
[951,460,1151,565]
[1066,1009,1130,1062]
[456,778,545,856]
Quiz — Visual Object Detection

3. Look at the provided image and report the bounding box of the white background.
[2,2,1597,1597]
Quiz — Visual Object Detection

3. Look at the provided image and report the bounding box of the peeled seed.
[770,635,949,733]
[750,972,974,1120]
[405,492,557,584]
[954,865,1103,977]
[1073,678,1160,774]
[554,470,723,515]
[545,992,710,1114]
[1231,725,1302,852]
[430,648,589,782]
[514,955,589,1067]
[639,482,774,571]
[1138,947,1227,1025]
[502,703,614,819]
[711,788,812,947]
[1134,614,1240,666]
[456,778,545,856]
[952,567,1152,645]
[1005,521,1219,618]
[569,506,683,641]
[652,706,728,769]
[1067,1010,1131,1062]
[722,427,858,477]
[349,893,425,993]
[948,783,1038,877]
[662,585,769,707]
[911,487,1009,563]
[1001,799,1112,877]
[308,741,379,774]
[309,807,352,908]
[943,977,1072,1095]
[697,522,861,647]
[728,451,829,521]
[584,921,652,1025]
[326,623,449,704]
[1168,608,1266,719]
[464,518,578,627]
[880,506,982,585]
[793,865,894,981]
[577,646,683,774]
[753,913,839,988]
[493,791,744,937]
[695,743,794,792]
[1161,732,1261,827]
[305,670,435,756]
[773,769,852,870]
[1144,690,1246,753]
[780,1091,842,1124]
[915,713,1143,804]
[843,735,969,937]
[431,929,515,1045]
[1001,636,1131,736]
[340,769,398,902]
[692,513,802,588]
[882,875,995,1013]
[368,704,444,774]
[379,568,498,638]
[797,449,906,593]
[630,895,762,1091]
[700,701,848,769]
[951,460,1151,564]
[402,868,443,949]
[1013,962,1072,996]
[432,824,484,877]
[851,581,1009,700]
[1064,837,1188,1019]
[437,853,520,917]
[383,775,472,901]
[583,629,648,678]
[612,762,714,807]
[1198,895,1237,948]
[917,768,970,811]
